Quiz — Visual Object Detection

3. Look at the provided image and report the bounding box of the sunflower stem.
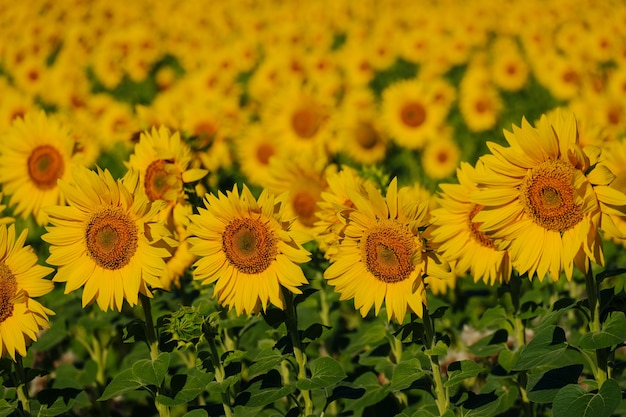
[282,287,313,416]
[14,355,30,414]
[206,333,234,417]
[423,308,449,415]
[583,263,608,387]
[140,294,171,417]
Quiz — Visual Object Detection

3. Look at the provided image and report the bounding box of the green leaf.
[526,364,583,403]
[157,368,213,406]
[182,410,209,417]
[468,329,508,357]
[132,353,170,387]
[389,358,427,392]
[476,306,510,330]
[296,357,346,390]
[37,388,90,416]
[553,379,622,417]
[0,400,16,417]
[578,312,626,350]
[342,372,389,412]
[240,381,296,408]
[247,348,287,377]
[444,360,483,388]
[497,349,518,373]
[235,370,294,408]
[98,368,143,401]
[424,340,448,357]
[514,326,568,370]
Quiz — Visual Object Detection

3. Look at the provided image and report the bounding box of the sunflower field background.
[1,0,626,416]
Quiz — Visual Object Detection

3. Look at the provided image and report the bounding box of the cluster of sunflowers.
[1,0,626,415]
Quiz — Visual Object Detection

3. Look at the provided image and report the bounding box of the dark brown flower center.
[355,121,380,150]
[520,159,583,232]
[256,143,275,165]
[86,208,139,270]
[468,204,495,249]
[361,220,417,283]
[400,102,426,128]
[0,263,17,323]
[222,217,277,274]
[144,159,178,202]
[292,190,320,228]
[28,145,64,190]
[291,107,324,139]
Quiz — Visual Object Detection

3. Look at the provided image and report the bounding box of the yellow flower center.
[468,204,495,249]
[86,208,139,270]
[144,159,179,202]
[0,263,16,323]
[361,220,417,283]
[520,159,583,233]
[28,144,65,190]
[291,106,324,139]
[355,121,380,150]
[222,217,277,274]
[400,102,426,128]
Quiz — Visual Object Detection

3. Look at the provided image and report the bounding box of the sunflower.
[126,125,208,220]
[187,184,311,315]
[323,178,451,322]
[598,138,626,246]
[0,110,79,225]
[381,78,449,150]
[430,162,511,286]
[314,166,375,254]
[235,122,286,188]
[421,134,461,181]
[470,110,626,281]
[265,151,334,239]
[0,224,54,361]
[42,166,171,311]
[459,63,503,133]
[260,82,334,156]
[334,88,388,165]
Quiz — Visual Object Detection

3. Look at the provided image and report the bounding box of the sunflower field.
[1,0,626,416]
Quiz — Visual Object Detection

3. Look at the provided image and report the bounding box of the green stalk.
[583,263,607,387]
[505,273,531,410]
[206,334,234,417]
[140,294,171,417]
[282,287,313,416]
[14,355,30,414]
[423,308,449,415]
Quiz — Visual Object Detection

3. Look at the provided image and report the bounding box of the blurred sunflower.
[471,110,626,281]
[430,162,511,285]
[43,166,171,311]
[261,82,334,156]
[459,61,503,133]
[421,133,461,181]
[0,224,54,361]
[126,125,208,219]
[334,88,388,165]
[381,78,449,149]
[489,37,529,92]
[314,166,374,254]
[0,110,80,225]
[323,178,451,322]
[187,185,311,315]
[235,122,286,188]
[265,152,334,239]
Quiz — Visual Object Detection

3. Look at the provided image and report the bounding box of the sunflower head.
[0,224,54,360]
[188,184,311,315]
